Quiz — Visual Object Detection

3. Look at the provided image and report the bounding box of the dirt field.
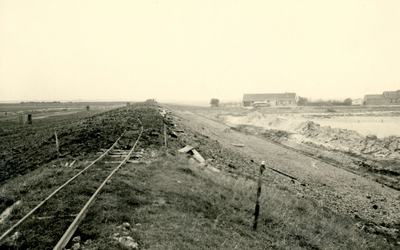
[0,102,128,183]
[166,104,400,241]
[0,102,126,122]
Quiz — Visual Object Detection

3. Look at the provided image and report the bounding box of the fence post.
[163,124,167,147]
[55,130,60,157]
[253,161,266,230]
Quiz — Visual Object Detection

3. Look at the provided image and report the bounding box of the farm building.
[351,98,363,105]
[242,93,298,107]
[364,90,400,105]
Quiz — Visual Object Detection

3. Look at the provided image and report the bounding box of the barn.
[242,93,298,107]
[364,90,400,105]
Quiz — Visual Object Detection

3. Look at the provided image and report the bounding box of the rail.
[53,120,143,249]
[0,130,126,243]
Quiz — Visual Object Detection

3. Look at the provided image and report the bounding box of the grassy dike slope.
[79,152,388,249]
[0,151,389,249]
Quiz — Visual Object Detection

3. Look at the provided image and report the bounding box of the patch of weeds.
[294,234,321,250]
[178,167,196,177]
[175,194,221,220]
[0,197,16,215]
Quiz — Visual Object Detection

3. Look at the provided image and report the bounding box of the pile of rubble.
[295,121,400,160]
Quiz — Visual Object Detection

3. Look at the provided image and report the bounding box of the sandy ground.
[169,107,400,236]
[222,112,400,138]
[218,110,400,162]
[310,116,400,138]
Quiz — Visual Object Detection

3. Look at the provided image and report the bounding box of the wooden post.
[55,130,60,157]
[163,124,167,147]
[18,115,26,125]
[253,161,266,230]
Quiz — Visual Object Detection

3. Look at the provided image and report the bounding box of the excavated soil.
[221,111,400,190]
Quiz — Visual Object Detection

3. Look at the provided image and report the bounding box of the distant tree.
[210,98,220,107]
[343,98,352,106]
[297,96,308,106]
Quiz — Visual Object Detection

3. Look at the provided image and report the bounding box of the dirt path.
[170,108,400,233]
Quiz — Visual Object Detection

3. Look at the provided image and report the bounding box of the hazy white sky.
[1,1,399,103]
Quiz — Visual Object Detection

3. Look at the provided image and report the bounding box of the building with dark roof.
[242,93,297,107]
[364,90,400,105]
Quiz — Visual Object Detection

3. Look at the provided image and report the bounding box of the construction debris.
[69,160,76,167]
[0,201,22,224]
[208,166,220,172]
[169,131,178,138]
[178,145,194,153]
[192,149,205,163]
[179,145,206,163]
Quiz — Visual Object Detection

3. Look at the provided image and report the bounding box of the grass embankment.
[0,151,391,249]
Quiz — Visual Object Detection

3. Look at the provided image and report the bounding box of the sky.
[0,1,399,104]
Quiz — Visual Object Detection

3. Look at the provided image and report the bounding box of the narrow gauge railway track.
[0,118,143,249]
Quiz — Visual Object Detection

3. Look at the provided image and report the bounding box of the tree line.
[297,97,352,106]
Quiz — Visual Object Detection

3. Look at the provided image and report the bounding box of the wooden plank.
[192,149,205,163]
[36,214,78,220]
[208,166,220,172]
[110,152,131,155]
[232,143,245,147]
[178,145,194,153]
[127,160,140,164]
[130,155,143,158]
[107,154,143,158]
